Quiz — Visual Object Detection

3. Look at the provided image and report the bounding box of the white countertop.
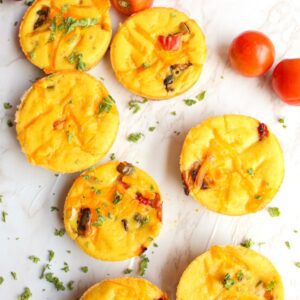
[1,0,300,299]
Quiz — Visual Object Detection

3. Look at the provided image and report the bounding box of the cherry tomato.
[272,59,300,106]
[229,31,275,77]
[111,0,154,16]
[158,35,181,51]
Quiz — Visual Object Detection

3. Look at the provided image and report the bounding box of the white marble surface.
[1,0,300,299]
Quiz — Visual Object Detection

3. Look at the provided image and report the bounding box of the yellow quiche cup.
[64,161,163,261]
[110,7,207,100]
[16,71,119,173]
[80,277,169,300]
[177,245,284,300]
[180,115,284,215]
[19,0,112,73]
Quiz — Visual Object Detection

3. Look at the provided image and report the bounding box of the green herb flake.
[241,239,254,248]
[133,213,150,226]
[128,132,143,143]
[48,250,55,262]
[3,102,12,109]
[99,95,115,114]
[148,126,156,132]
[110,153,116,160]
[113,191,122,205]
[0,277,4,285]
[67,280,74,290]
[237,270,244,281]
[171,111,176,116]
[128,99,147,113]
[24,0,34,6]
[247,168,254,176]
[142,62,151,68]
[66,131,73,144]
[80,266,88,273]
[61,262,69,273]
[54,228,65,237]
[285,241,291,249]
[40,264,50,279]
[183,99,197,106]
[61,4,70,13]
[0,195,2,203]
[50,206,59,212]
[28,255,40,264]
[123,268,133,274]
[223,273,235,289]
[295,262,300,268]
[92,208,106,227]
[268,207,280,217]
[67,52,86,71]
[278,118,287,128]
[18,287,32,300]
[45,273,65,291]
[139,255,149,276]
[255,195,263,200]
[153,243,158,247]
[108,212,113,219]
[196,90,206,101]
[91,186,101,195]
[1,211,7,222]
[11,272,17,280]
[266,280,276,292]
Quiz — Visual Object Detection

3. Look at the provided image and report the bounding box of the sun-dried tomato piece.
[158,34,182,51]
[34,6,50,30]
[77,208,91,236]
[117,177,130,189]
[136,192,152,206]
[257,123,269,141]
[53,119,66,130]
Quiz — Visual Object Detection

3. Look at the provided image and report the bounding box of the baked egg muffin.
[177,245,284,300]
[110,7,207,100]
[19,0,112,73]
[16,71,119,173]
[80,277,169,300]
[180,115,284,215]
[64,161,162,261]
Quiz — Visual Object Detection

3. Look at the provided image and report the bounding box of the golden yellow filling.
[111,7,207,100]
[80,277,169,300]
[16,71,119,173]
[177,246,284,300]
[64,161,162,261]
[19,0,112,73]
[180,115,284,215]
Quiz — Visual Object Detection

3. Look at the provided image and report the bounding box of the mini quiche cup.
[177,245,284,300]
[180,115,284,216]
[80,277,169,300]
[19,0,112,73]
[64,161,163,261]
[110,7,207,100]
[16,71,119,173]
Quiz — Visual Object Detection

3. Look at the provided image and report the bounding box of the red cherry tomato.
[158,35,181,51]
[272,59,300,106]
[229,31,275,77]
[111,0,154,16]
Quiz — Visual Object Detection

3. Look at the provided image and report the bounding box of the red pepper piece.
[257,123,269,141]
[158,34,182,51]
[117,177,130,189]
[136,192,152,206]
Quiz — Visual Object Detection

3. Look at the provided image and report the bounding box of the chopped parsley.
[61,4,70,13]
[50,206,59,212]
[128,99,147,113]
[128,132,143,143]
[62,17,98,34]
[255,195,263,200]
[183,99,197,106]
[153,243,158,247]
[18,287,32,300]
[11,272,17,280]
[223,273,235,289]
[40,264,50,279]
[68,52,86,71]
[247,168,254,176]
[142,62,151,68]
[148,126,156,132]
[196,90,206,101]
[171,111,176,116]
[285,241,291,249]
[67,280,74,290]
[113,191,122,205]
[278,118,287,128]
[123,268,133,274]
[28,256,40,264]
[24,0,34,6]
[139,255,149,276]
[268,207,280,217]
[91,186,101,195]
[92,208,106,227]
[237,270,244,281]
[295,262,300,268]
[110,153,116,160]
[54,228,65,237]
[0,277,4,285]
[1,211,7,222]
[98,95,115,114]
[45,273,65,291]
[48,250,55,262]
[266,280,276,292]
[241,239,254,248]
[66,131,73,144]
[80,266,88,273]
[133,213,150,226]
[3,102,12,109]
[61,262,69,273]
